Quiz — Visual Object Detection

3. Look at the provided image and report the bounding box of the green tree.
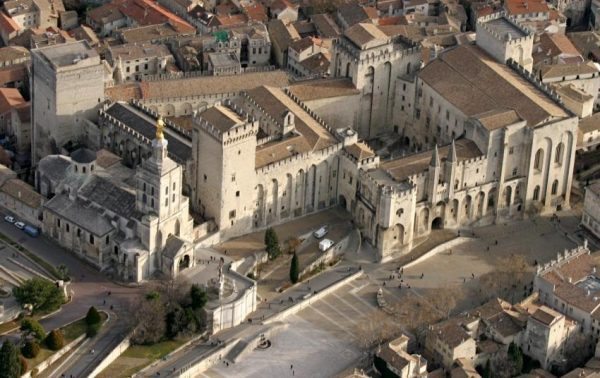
[12,278,65,314]
[264,228,281,260]
[45,330,64,351]
[290,252,299,283]
[508,342,524,375]
[85,306,101,326]
[20,318,45,341]
[0,341,21,378]
[56,264,69,281]
[21,340,40,359]
[190,285,207,310]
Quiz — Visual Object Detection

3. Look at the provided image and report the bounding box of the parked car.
[14,221,25,230]
[23,225,39,237]
[4,215,14,223]
[313,226,328,239]
[319,238,334,252]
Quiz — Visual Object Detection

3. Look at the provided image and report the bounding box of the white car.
[319,239,334,252]
[14,221,25,230]
[313,226,328,239]
[4,215,14,223]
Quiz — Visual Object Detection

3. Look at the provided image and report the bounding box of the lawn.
[123,339,187,360]
[62,312,108,342]
[98,338,188,378]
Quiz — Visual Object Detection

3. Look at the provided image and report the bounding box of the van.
[313,226,328,239]
[319,239,334,252]
[24,225,39,237]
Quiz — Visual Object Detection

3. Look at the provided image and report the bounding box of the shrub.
[20,318,45,341]
[85,306,101,326]
[21,340,40,359]
[86,322,101,338]
[290,252,299,284]
[45,330,64,351]
[264,228,281,260]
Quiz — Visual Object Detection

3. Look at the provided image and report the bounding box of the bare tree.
[130,294,167,345]
[354,310,403,351]
[425,287,464,319]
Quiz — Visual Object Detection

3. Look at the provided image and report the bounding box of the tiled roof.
[337,2,374,27]
[249,86,337,168]
[44,194,114,236]
[344,142,375,161]
[344,22,389,49]
[78,175,136,219]
[531,306,561,326]
[139,70,290,99]
[555,84,593,102]
[0,178,42,208]
[288,78,359,101]
[0,46,29,64]
[473,109,524,130]
[579,112,600,134]
[311,13,340,38]
[379,139,482,182]
[198,105,244,132]
[298,52,329,73]
[539,61,599,79]
[0,87,24,115]
[0,12,20,35]
[505,0,549,15]
[419,44,569,126]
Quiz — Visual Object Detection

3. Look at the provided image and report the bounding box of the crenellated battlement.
[255,143,343,174]
[506,59,574,118]
[333,36,421,68]
[477,12,534,44]
[536,241,591,276]
[193,100,258,144]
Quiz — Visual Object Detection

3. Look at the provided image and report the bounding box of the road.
[0,210,141,375]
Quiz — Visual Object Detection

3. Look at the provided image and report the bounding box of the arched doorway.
[339,194,347,210]
[179,255,190,272]
[431,217,443,229]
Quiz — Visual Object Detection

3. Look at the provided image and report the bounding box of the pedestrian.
[293,370,295,376]
[495,240,498,245]
[110,305,114,310]
[291,364,293,370]
[487,246,490,251]
[383,281,386,286]
[471,273,475,279]
[463,277,466,283]
[103,299,106,305]
[408,285,411,289]
[421,273,424,279]
[108,291,111,296]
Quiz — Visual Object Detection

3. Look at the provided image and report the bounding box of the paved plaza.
[203,277,375,378]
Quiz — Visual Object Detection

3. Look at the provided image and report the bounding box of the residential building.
[107,42,176,82]
[375,334,428,377]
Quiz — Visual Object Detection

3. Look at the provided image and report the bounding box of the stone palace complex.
[27,12,580,274]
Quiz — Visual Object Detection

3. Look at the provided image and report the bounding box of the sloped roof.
[419,44,569,126]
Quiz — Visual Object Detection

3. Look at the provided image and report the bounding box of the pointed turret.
[447,139,457,163]
[430,144,440,167]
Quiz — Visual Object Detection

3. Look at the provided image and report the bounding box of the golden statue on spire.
[156,116,165,140]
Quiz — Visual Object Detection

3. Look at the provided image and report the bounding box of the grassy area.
[0,233,61,280]
[123,339,187,360]
[62,312,108,342]
[98,338,188,378]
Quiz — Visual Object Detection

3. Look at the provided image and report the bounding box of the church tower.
[135,116,193,272]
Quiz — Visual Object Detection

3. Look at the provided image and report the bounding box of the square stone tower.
[31,40,105,163]
[192,101,259,236]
